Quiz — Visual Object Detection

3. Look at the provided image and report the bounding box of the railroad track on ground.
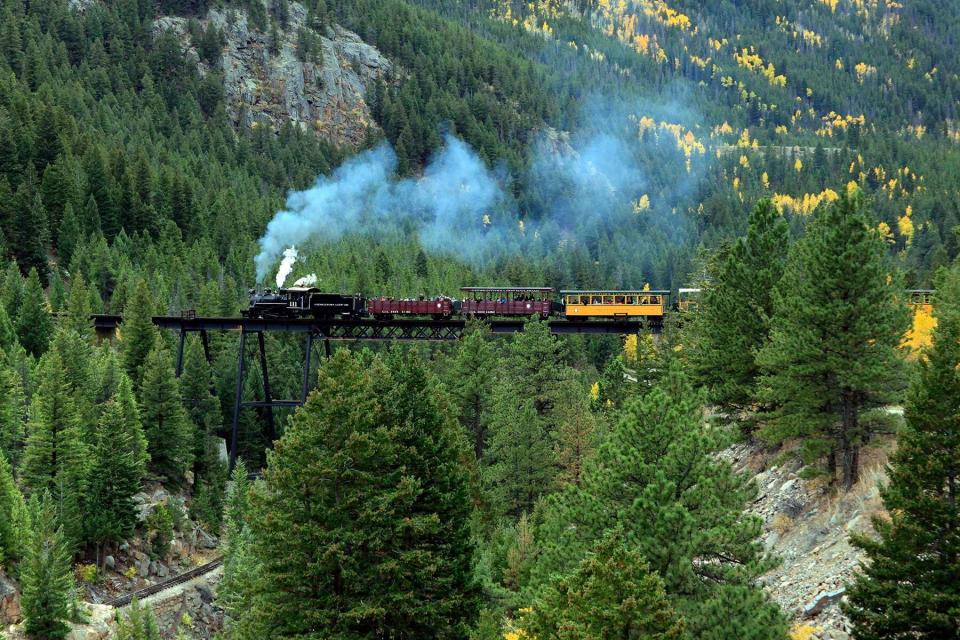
[104,557,224,608]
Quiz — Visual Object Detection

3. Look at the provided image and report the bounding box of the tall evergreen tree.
[16,267,53,358]
[689,199,789,417]
[484,396,557,519]
[115,597,162,640]
[139,345,194,482]
[844,264,960,638]
[120,279,158,391]
[450,321,496,458]
[21,491,76,640]
[0,359,26,463]
[523,532,685,640]
[757,191,910,487]
[21,350,90,547]
[233,351,479,639]
[62,271,94,341]
[12,192,49,282]
[0,450,26,567]
[533,362,787,640]
[85,395,148,564]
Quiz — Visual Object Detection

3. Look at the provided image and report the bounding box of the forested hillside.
[1,0,960,638]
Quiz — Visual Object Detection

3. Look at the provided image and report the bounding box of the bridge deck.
[92,314,660,338]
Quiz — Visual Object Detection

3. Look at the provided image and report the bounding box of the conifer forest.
[1,0,960,638]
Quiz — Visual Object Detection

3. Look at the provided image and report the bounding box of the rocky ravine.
[725,438,894,640]
[154,1,392,147]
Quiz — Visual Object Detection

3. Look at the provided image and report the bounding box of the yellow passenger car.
[561,290,669,318]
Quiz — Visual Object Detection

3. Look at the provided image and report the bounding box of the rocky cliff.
[154,1,392,148]
[726,438,894,640]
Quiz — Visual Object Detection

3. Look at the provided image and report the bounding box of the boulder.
[804,588,846,618]
[197,583,215,604]
[104,555,116,571]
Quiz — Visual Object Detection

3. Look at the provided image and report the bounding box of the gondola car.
[459,287,554,319]
[368,296,456,320]
[561,289,669,319]
[244,287,366,319]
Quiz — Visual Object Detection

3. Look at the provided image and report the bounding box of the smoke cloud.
[254,97,706,286]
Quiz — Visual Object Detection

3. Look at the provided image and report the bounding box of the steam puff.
[275,246,298,288]
[254,136,509,284]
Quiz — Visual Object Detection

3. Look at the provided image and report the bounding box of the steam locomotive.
[243,287,368,319]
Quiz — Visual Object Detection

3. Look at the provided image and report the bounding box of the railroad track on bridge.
[103,557,224,608]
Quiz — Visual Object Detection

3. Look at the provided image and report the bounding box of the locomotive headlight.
[437,303,442,308]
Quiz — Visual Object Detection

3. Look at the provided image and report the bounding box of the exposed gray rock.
[804,588,846,618]
[155,1,391,147]
[196,583,215,604]
[156,562,170,578]
[104,555,116,571]
[0,571,20,625]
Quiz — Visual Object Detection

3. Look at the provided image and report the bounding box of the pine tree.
[62,271,94,341]
[57,202,81,267]
[85,391,148,563]
[450,321,496,458]
[12,192,49,282]
[523,533,685,640]
[0,450,26,567]
[757,191,910,487]
[233,351,479,639]
[218,459,257,622]
[0,359,26,463]
[21,350,90,547]
[120,279,158,391]
[0,303,16,353]
[21,491,76,640]
[140,345,194,482]
[16,267,53,358]
[115,597,162,640]
[533,362,787,640]
[484,395,557,519]
[1,261,24,322]
[689,199,788,417]
[844,264,960,638]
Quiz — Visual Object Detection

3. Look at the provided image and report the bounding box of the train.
[243,286,674,321]
[243,286,937,323]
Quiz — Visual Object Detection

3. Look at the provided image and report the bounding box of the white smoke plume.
[275,246,298,288]
[293,274,318,287]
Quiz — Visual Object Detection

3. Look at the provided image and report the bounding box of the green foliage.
[844,263,960,638]
[140,345,194,482]
[533,362,787,640]
[689,199,789,417]
[21,491,76,640]
[231,350,480,639]
[16,268,53,358]
[85,384,148,556]
[115,597,162,640]
[523,532,685,640]
[450,321,496,458]
[0,450,26,569]
[757,191,911,487]
[21,349,90,547]
[145,503,174,561]
[120,280,158,391]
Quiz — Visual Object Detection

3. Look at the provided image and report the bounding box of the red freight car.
[368,296,455,320]
[459,287,553,319]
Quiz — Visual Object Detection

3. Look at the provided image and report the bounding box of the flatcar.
[244,287,366,319]
[561,289,669,319]
[460,287,554,319]
[368,296,455,320]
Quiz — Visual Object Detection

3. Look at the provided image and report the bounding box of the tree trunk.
[839,390,860,489]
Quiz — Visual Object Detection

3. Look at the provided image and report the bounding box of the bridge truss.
[92,314,662,471]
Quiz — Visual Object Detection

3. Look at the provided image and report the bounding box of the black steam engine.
[243,287,367,319]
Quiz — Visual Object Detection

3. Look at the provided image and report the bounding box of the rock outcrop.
[724,439,892,640]
[0,571,20,626]
[155,1,392,147]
